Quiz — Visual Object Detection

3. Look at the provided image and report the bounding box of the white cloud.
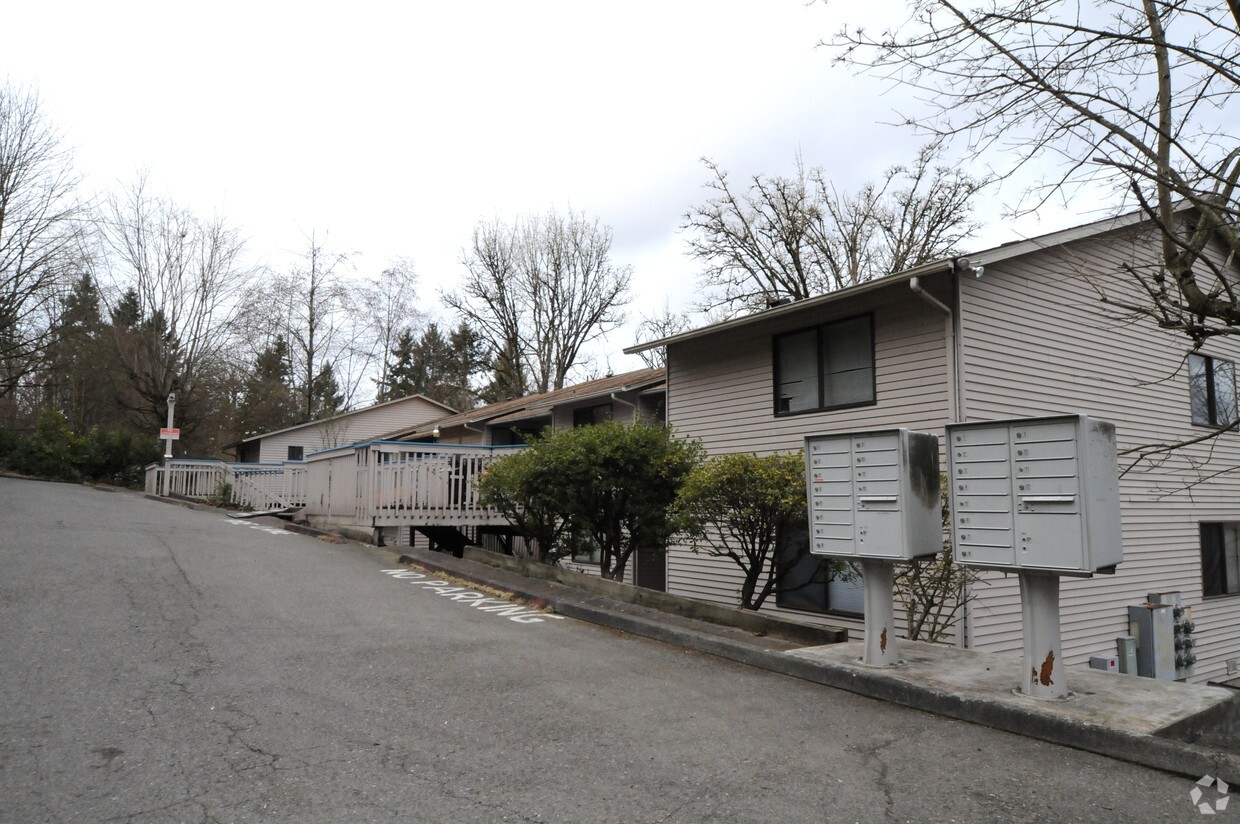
[7,0,1021,379]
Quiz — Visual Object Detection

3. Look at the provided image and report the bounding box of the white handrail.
[153,442,522,528]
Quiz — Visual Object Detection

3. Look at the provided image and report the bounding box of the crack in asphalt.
[848,733,899,822]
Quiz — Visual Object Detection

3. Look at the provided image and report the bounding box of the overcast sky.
[6,0,1083,380]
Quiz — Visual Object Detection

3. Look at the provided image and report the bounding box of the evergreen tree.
[45,273,110,431]
[378,321,486,410]
[110,288,141,330]
[383,327,423,400]
[480,339,528,405]
[443,322,487,409]
[309,363,344,420]
[237,336,298,436]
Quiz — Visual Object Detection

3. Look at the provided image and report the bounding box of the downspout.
[610,391,638,422]
[909,276,961,424]
[909,273,967,648]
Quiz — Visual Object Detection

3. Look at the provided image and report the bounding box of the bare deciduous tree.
[247,234,377,420]
[833,0,1240,344]
[633,300,693,369]
[0,83,84,416]
[446,209,632,396]
[359,257,425,401]
[682,145,983,316]
[96,176,251,446]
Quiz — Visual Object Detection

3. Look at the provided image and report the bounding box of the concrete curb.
[142,493,209,511]
[459,546,849,647]
[559,595,1240,781]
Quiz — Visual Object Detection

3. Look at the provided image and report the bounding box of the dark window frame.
[773,313,876,417]
[1189,352,1237,427]
[572,403,613,428]
[774,521,865,618]
[287,445,305,461]
[1201,522,1240,598]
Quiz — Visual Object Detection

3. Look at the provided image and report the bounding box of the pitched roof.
[624,205,1179,355]
[233,392,457,446]
[380,367,666,440]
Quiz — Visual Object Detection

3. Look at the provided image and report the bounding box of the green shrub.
[675,450,850,610]
[0,413,160,486]
[479,421,703,580]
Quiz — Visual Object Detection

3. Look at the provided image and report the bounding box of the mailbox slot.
[947,415,1122,576]
[805,428,942,561]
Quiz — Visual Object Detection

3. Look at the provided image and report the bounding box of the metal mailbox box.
[947,414,1122,575]
[805,428,941,560]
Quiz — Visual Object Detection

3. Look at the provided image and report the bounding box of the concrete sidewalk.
[381,541,1240,784]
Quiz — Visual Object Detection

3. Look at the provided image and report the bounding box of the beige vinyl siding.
[257,396,451,463]
[257,430,314,464]
[664,283,953,638]
[435,430,486,446]
[957,227,1240,683]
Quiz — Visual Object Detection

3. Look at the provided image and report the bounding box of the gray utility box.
[1128,603,1176,680]
[805,428,941,560]
[947,414,1122,576]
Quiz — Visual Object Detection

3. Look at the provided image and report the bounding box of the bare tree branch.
[0,82,85,414]
[446,209,631,397]
[832,0,1240,342]
[682,144,983,316]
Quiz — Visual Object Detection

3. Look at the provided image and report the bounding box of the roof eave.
[624,258,952,355]
[626,203,1185,355]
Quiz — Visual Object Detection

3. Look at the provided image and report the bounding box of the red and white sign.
[160,428,181,439]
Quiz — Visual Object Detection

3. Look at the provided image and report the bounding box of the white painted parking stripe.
[221,519,291,536]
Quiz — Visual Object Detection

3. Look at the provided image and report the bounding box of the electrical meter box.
[947,414,1122,576]
[805,428,941,560]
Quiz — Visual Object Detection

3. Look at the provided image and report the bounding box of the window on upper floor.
[287,445,305,461]
[774,314,874,415]
[1189,352,1237,427]
[1200,522,1240,597]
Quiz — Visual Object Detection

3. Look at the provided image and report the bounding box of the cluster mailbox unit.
[807,429,942,561]
[806,428,942,666]
[947,414,1124,698]
[947,414,1123,576]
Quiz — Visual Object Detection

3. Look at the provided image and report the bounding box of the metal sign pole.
[162,393,176,496]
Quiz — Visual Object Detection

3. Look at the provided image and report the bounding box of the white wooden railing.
[145,459,308,509]
[145,441,521,526]
[304,440,524,527]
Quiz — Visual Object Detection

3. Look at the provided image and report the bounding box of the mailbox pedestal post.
[861,559,900,666]
[949,415,1123,700]
[1019,571,1067,699]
